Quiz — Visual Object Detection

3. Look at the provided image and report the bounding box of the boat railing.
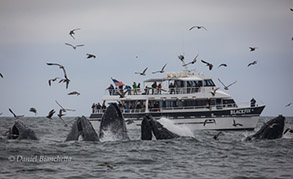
[105,86,206,96]
[92,102,241,114]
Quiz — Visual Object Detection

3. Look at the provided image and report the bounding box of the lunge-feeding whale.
[245,115,285,141]
[141,115,179,140]
[65,116,99,141]
[99,103,129,140]
[6,120,38,140]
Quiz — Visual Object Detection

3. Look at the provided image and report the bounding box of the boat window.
[203,79,215,87]
[174,80,184,87]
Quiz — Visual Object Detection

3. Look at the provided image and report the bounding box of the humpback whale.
[245,115,285,141]
[6,120,38,140]
[99,103,129,140]
[141,115,179,140]
[66,116,99,141]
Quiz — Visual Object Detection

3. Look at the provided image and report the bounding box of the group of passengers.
[91,101,106,113]
[107,82,141,95]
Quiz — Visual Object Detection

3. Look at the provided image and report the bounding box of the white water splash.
[158,117,194,137]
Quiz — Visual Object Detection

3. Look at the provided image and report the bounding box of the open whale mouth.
[11,125,19,139]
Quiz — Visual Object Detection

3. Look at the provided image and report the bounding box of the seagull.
[57,109,68,127]
[47,63,70,89]
[69,28,80,40]
[0,112,2,115]
[203,119,216,126]
[183,54,199,66]
[248,61,257,67]
[218,78,237,90]
[68,91,80,96]
[59,78,70,89]
[55,100,76,112]
[210,87,220,96]
[86,53,96,59]
[189,26,208,31]
[65,43,84,50]
[46,63,68,80]
[0,73,3,78]
[152,64,167,74]
[218,64,227,68]
[201,60,213,70]
[178,55,185,62]
[116,90,128,98]
[285,102,292,107]
[284,128,293,134]
[98,162,116,169]
[213,132,223,140]
[29,108,37,115]
[8,108,24,119]
[232,119,243,127]
[249,47,258,51]
[290,8,293,12]
[135,67,148,76]
[48,77,60,86]
[46,109,55,119]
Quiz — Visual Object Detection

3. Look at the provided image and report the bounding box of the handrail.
[92,102,246,114]
[105,86,206,96]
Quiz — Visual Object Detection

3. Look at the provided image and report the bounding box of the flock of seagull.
[0,28,94,123]
[1,13,293,117]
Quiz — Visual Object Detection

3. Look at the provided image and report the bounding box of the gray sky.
[0,0,293,117]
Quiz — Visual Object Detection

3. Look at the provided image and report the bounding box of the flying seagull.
[290,8,293,12]
[189,26,208,31]
[47,63,70,89]
[46,109,55,119]
[248,60,257,67]
[29,107,37,115]
[232,119,243,127]
[69,28,80,40]
[210,87,220,96]
[55,100,76,112]
[48,77,60,86]
[213,132,223,140]
[201,60,213,70]
[9,108,24,119]
[203,119,216,126]
[65,43,84,50]
[178,55,185,62]
[116,90,128,98]
[68,91,80,96]
[218,64,227,68]
[152,64,167,74]
[135,67,148,76]
[0,73,3,78]
[285,102,292,107]
[86,53,96,59]
[218,78,237,90]
[57,109,68,127]
[249,47,258,51]
[183,54,198,66]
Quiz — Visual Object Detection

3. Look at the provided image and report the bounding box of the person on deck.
[250,98,256,107]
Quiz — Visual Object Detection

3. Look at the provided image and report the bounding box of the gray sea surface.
[0,116,292,179]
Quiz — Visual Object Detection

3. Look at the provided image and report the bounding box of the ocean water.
[0,116,292,179]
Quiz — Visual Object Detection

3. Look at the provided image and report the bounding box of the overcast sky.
[0,0,293,117]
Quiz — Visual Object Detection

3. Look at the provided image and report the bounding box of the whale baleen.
[141,115,179,140]
[6,120,38,140]
[245,115,285,141]
[99,103,129,140]
[66,116,99,141]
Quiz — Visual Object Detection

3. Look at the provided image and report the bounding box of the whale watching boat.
[90,66,265,131]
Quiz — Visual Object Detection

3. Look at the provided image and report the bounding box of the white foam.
[158,117,194,137]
